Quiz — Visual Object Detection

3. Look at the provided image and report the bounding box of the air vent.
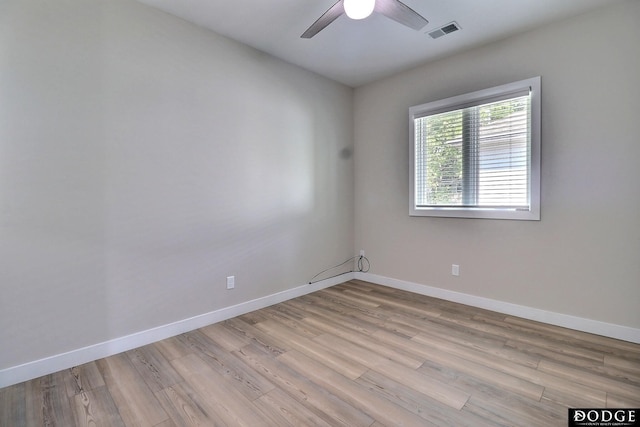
[428,22,461,39]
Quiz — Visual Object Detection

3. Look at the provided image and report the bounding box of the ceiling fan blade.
[301,0,345,39]
[300,0,344,39]
[374,0,428,31]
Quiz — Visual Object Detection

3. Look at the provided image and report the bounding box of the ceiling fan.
[301,0,428,39]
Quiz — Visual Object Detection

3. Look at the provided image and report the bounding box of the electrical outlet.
[451,264,460,276]
[226,276,235,289]
[360,249,365,257]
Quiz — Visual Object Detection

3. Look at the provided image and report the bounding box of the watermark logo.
[569,409,638,427]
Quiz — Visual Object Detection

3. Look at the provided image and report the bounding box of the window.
[409,77,541,220]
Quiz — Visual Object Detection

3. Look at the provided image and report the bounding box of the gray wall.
[354,0,640,329]
[0,0,354,370]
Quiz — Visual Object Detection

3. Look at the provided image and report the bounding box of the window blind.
[414,94,531,210]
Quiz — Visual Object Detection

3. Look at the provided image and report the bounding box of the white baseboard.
[0,273,354,389]
[355,272,640,344]
[4,271,637,389]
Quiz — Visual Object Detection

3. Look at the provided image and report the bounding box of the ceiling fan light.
[343,0,375,20]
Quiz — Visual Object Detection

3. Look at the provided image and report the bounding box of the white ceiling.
[135,0,622,87]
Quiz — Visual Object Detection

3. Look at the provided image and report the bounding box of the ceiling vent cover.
[428,22,461,39]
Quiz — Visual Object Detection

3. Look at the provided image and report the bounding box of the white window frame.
[409,77,541,220]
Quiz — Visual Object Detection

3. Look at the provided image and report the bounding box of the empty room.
[1,0,639,425]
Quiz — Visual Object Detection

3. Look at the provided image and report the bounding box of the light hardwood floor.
[1,280,639,426]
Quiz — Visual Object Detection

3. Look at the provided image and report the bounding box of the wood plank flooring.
[1,280,639,426]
